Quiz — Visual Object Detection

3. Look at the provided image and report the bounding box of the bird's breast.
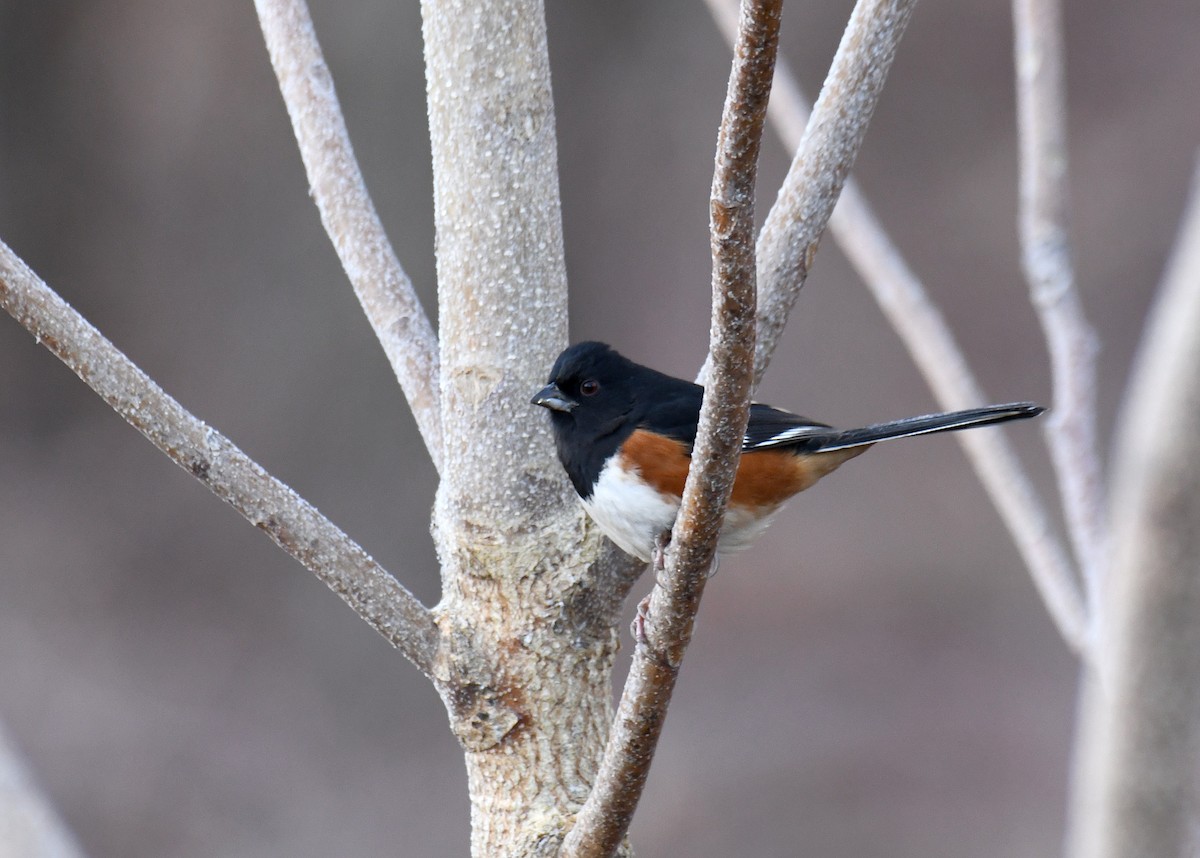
[582,452,680,562]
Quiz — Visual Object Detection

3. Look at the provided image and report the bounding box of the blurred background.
[1,0,1196,855]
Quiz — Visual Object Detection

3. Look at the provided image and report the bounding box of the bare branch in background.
[0,240,441,676]
[561,4,778,855]
[747,0,918,384]
[0,723,86,858]
[704,0,1089,652]
[1013,0,1107,624]
[255,0,443,471]
[1068,159,1200,858]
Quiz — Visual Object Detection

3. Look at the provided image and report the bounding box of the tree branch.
[254,0,443,471]
[704,0,1089,653]
[0,722,86,858]
[419,1,625,851]
[747,0,918,385]
[560,3,780,854]
[1067,158,1200,858]
[1012,0,1107,622]
[0,239,441,676]
[422,0,573,540]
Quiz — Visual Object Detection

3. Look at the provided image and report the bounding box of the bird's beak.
[532,383,577,413]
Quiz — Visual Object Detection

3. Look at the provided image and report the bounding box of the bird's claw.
[652,530,671,587]
[631,593,653,653]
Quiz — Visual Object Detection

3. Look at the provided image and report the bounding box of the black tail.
[814,403,1044,452]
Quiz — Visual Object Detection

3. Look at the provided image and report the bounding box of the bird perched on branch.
[532,341,1043,562]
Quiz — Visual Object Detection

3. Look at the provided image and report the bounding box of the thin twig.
[1013,0,1107,624]
[748,0,918,385]
[559,3,780,855]
[703,0,1089,653]
[695,0,916,383]
[254,0,443,471]
[0,239,441,676]
[835,185,1089,652]
[1067,157,1200,858]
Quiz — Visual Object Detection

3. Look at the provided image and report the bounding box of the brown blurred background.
[1,1,1196,855]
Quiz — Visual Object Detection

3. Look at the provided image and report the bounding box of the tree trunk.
[420,0,629,853]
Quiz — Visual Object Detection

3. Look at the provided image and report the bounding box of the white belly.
[717,504,782,554]
[581,456,783,562]
[582,458,679,562]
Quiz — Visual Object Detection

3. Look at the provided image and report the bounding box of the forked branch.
[1013,0,1107,619]
[704,0,1089,652]
[748,0,918,384]
[0,239,440,676]
[561,3,778,855]
[255,0,443,471]
[1068,159,1200,858]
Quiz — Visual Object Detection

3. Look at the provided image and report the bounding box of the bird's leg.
[632,530,673,651]
[652,529,671,586]
[631,592,652,652]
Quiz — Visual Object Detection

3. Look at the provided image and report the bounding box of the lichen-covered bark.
[420,0,620,853]
[433,519,621,855]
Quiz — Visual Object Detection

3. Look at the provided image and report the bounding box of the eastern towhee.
[533,341,1043,562]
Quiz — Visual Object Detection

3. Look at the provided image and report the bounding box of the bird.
[532,341,1043,562]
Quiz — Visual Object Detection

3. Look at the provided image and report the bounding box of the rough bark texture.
[419,1,622,854]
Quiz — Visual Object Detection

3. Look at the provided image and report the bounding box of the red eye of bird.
[580,379,600,396]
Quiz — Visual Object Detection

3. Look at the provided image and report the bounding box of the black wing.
[638,385,836,454]
[744,402,1045,453]
[741,403,834,452]
[634,380,705,448]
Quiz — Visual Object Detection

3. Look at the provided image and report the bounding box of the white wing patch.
[743,423,823,450]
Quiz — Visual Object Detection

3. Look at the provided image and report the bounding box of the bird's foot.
[652,530,671,587]
[631,593,653,654]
